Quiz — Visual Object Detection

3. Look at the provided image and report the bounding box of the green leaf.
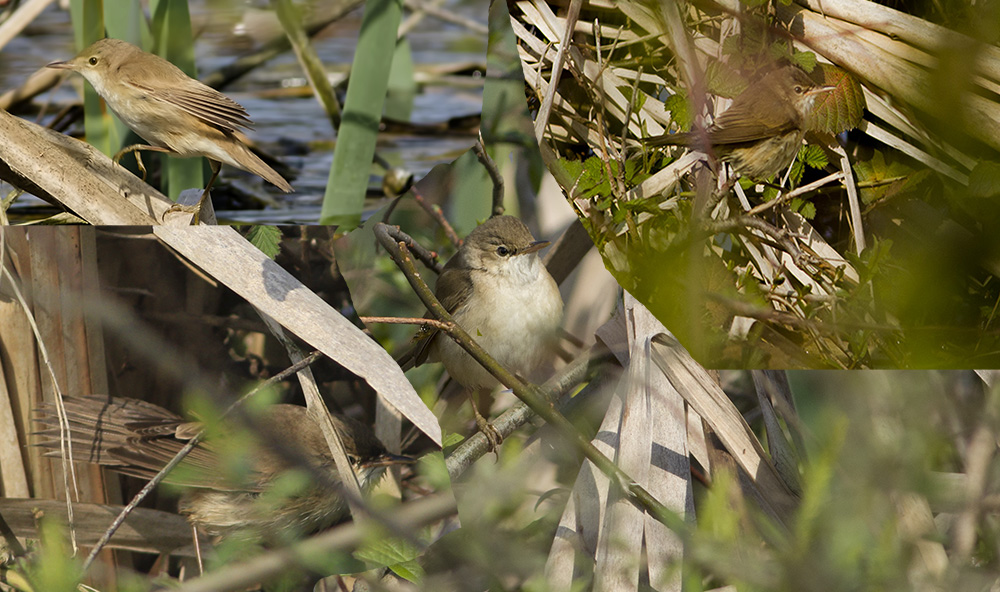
[791,50,817,72]
[790,158,805,185]
[355,531,424,574]
[562,156,650,202]
[418,450,453,491]
[969,160,1000,198]
[244,226,282,259]
[800,145,828,169]
[808,65,867,134]
[705,60,747,99]
[853,152,931,205]
[390,559,425,583]
[663,93,692,130]
[791,197,817,219]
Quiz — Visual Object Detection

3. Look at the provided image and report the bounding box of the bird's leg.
[468,389,502,454]
[112,144,171,182]
[166,160,221,224]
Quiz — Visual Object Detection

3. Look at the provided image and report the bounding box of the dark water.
[0,0,487,224]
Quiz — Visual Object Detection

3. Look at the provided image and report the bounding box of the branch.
[360,316,454,331]
[378,223,443,275]
[373,222,684,532]
[445,348,614,477]
[411,186,461,248]
[472,136,505,217]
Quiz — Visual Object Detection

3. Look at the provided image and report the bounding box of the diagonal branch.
[373,221,686,533]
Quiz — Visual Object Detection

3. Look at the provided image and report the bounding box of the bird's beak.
[807,85,836,96]
[519,240,550,255]
[46,60,73,70]
[362,452,416,468]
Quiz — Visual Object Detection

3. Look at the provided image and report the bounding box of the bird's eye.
[88,57,98,66]
[496,246,510,256]
[794,85,803,94]
[347,455,357,464]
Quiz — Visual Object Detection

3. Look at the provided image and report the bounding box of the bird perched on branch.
[645,66,834,180]
[401,216,564,450]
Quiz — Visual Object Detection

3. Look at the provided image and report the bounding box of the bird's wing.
[707,95,800,145]
[409,262,475,366]
[135,78,255,134]
[33,395,257,491]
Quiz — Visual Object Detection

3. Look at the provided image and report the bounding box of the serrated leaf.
[245,226,282,259]
[800,201,816,218]
[808,65,866,134]
[705,60,747,98]
[664,93,692,130]
[791,197,817,219]
[792,51,817,73]
[801,145,828,169]
[791,158,805,185]
[721,36,742,57]
[853,152,931,205]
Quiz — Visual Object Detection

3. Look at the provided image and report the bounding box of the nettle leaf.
[800,144,829,169]
[853,151,932,205]
[663,93,692,130]
[561,157,609,200]
[354,533,424,580]
[791,197,817,219]
[790,145,827,186]
[705,60,748,98]
[792,50,817,73]
[791,158,805,185]
[808,64,866,134]
[245,226,282,259]
[721,35,743,57]
[562,157,651,203]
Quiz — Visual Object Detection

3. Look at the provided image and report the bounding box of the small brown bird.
[35,395,408,541]
[404,216,564,449]
[47,38,293,218]
[645,66,834,180]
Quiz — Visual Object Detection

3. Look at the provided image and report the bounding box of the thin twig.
[373,222,684,533]
[746,171,845,217]
[411,186,461,248]
[360,316,454,331]
[378,223,443,274]
[472,135,505,217]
